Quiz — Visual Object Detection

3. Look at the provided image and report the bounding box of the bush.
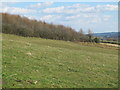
[94,37,100,43]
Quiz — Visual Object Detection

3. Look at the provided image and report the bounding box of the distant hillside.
[93,32,119,39]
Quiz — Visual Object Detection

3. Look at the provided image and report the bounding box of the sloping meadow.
[2,34,118,88]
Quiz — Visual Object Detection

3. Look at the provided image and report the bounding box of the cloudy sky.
[1,1,118,33]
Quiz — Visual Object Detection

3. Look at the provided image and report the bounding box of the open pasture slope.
[2,34,118,88]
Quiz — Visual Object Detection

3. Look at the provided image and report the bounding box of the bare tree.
[79,28,84,36]
[88,29,93,42]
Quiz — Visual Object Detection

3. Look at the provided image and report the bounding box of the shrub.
[94,37,100,43]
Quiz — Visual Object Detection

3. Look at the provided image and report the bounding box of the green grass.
[2,34,118,88]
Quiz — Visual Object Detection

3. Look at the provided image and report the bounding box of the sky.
[0,1,118,33]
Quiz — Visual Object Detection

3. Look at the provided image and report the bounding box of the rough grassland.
[2,34,118,88]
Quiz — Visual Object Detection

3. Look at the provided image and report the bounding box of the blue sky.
[1,2,118,33]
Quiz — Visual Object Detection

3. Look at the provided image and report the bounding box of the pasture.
[2,34,118,88]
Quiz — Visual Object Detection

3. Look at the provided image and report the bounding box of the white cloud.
[29,2,53,8]
[66,15,81,20]
[103,15,111,21]
[43,6,65,13]
[96,4,118,11]
[21,15,37,20]
[40,15,53,20]
[42,4,118,14]
[42,5,86,14]
[8,7,36,14]
[89,18,101,23]
[40,15,62,22]
[1,3,37,14]
[65,13,112,28]
[65,14,95,20]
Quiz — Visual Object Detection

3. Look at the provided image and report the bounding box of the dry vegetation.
[77,42,119,50]
[2,13,86,42]
[2,13,99,42]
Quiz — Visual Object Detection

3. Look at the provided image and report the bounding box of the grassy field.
[2,34,118,88]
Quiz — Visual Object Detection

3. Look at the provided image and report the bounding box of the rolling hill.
[2,33,118,88]
[93,32,120,39]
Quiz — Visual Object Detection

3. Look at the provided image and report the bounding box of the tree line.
[1,13,100,43]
